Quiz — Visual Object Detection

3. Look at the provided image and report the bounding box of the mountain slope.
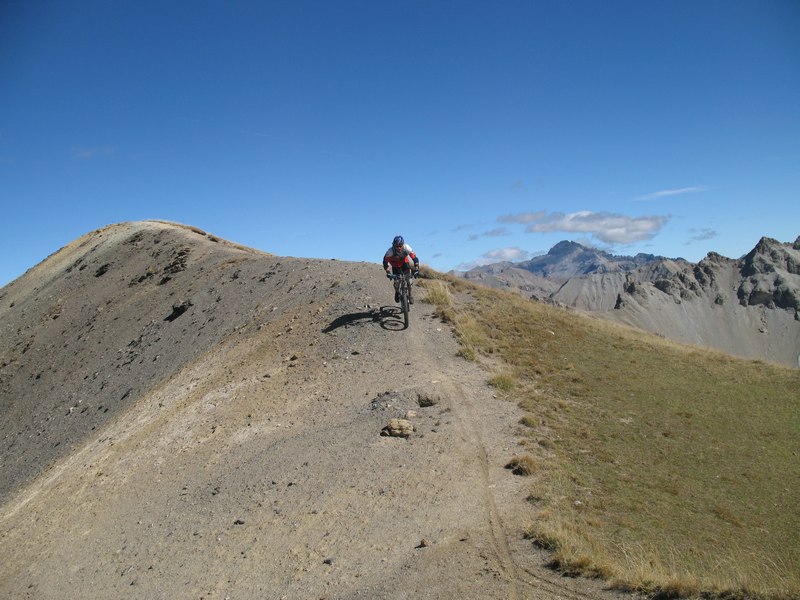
[0,221,615,599]
[0,221,275,500]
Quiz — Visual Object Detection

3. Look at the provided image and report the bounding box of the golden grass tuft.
[420,279,453,308]
[488,373,516,392]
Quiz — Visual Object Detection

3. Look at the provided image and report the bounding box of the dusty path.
[0,222,624,599]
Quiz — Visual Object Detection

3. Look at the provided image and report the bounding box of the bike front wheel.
[400,284,409,329]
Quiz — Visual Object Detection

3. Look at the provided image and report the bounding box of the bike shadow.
[322,306,407,333]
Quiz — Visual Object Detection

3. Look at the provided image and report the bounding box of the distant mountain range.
[455,237,800,367]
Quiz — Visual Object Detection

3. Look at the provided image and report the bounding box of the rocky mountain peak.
[547,240,586,257]
[741,236,800,276]
[700,251,732,266]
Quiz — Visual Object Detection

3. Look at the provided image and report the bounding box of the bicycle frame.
[388,272,413,329]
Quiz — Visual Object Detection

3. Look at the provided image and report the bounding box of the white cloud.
[468,227,511,241]
[497,211,546,224]
[71,145,114,160]
[454,247,532,270]
[525,211,669,244]
[636,186,708,201]
[688,228,718,242]
[484,247,531,261]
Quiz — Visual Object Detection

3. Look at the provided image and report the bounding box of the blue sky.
[2,0,798,286]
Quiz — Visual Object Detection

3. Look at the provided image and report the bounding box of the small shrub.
[455,314,487,348]
[505,454,539,476]
[489,374,516,392]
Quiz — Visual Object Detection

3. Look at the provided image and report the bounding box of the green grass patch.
[430,273,800,599]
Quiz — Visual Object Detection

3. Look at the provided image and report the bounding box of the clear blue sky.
[2,0,798,286]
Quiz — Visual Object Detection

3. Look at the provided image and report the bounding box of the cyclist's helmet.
[393,235,404,249]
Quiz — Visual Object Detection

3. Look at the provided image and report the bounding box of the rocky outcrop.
[736,237,800,310]
[381,418,415,438]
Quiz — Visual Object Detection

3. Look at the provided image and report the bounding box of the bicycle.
[387,271,417,329]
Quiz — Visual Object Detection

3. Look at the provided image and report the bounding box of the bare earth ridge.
[0,222,624,599]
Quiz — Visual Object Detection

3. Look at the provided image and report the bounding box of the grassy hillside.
[421,272,800,599]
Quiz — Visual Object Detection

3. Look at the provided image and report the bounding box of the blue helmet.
[393,235,404,248]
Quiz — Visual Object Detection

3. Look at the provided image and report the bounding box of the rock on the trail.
[415,390,441,407]
[381,418,415,438]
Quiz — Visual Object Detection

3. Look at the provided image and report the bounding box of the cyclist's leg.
[392,266,402,302]
[404,267,414,303]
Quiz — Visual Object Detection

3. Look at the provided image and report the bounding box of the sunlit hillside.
[422,272,800,600]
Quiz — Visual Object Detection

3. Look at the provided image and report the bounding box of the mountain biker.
[383,235,420,304]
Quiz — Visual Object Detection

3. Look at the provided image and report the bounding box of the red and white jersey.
[383,243,417,269]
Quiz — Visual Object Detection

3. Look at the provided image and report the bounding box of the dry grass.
[420,279,453,308]
[429,272,800,600]
[505,454,539,476]
[488,373,516,392]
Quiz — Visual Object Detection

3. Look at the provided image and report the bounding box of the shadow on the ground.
[323,306,407,332]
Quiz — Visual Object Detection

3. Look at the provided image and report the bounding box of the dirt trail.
[0,222,623,599]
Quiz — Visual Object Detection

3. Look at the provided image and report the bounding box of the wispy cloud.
[71,145,114,160]
[688,228,718,242]
[636,186,708,201]
[455,247,532,270]
[468,227,511,241]
[525,211,669,244]
[452,223,473,233]
[498,211,545,224]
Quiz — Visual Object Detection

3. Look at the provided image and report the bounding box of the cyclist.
[383,235,420,304]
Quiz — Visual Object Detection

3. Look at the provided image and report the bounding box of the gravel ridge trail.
[0,221,625,599]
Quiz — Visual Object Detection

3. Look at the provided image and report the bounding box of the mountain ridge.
[456,237,800,367]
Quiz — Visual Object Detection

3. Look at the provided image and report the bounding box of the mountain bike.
[387,271,416,329]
